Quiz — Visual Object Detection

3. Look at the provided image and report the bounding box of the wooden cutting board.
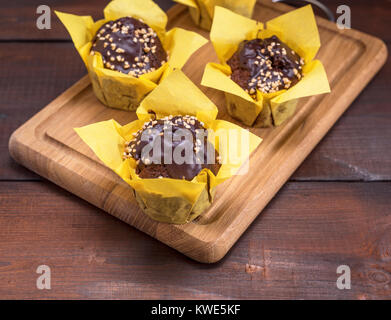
[9,0,387,263]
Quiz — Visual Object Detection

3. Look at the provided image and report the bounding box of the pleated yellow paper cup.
[201,5,330,127]
[174,0,256,30]
[75,70,262,224]
[55,0,208,111]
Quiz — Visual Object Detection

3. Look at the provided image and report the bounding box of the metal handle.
[272,0,335,21]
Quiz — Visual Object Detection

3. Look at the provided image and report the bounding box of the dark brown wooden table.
[0,0,390,299]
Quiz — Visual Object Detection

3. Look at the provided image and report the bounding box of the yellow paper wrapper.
[201,5,331,127]
[75,70,262,224]
[174,0,256,30]
[55,0,208,111]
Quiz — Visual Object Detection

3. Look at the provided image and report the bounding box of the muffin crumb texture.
[228,35,304,97]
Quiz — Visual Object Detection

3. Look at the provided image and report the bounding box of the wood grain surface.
[1,181,390,299]
[1,2,390,182]
[1,0,391,299]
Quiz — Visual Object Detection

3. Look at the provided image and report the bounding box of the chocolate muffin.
[91,17,167,77]
[227,35,304,97]
[123,115,221,180]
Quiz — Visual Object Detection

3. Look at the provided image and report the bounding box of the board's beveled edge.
[212,34,388,259]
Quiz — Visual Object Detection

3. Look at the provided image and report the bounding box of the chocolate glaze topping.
[91,17,167,77]
[227,35,304,96]
[123,115,221,181]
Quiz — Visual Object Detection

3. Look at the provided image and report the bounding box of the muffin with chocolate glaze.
[228,36,304,97]
[91,17,167,78]
[56,0,208,111]
[123,115,221,180]
[201,6,330,127]
[173,0,256,31]
[74,69,262,224]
